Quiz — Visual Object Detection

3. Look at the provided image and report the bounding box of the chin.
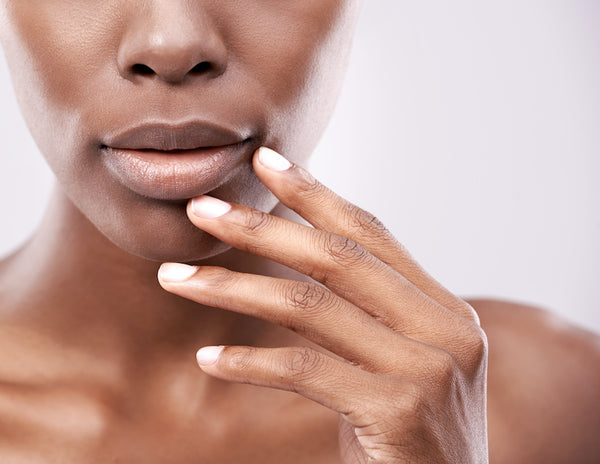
[97,201,234,263]
[117,228,233,263]
[59,150,280,264]
[69,187,227,263]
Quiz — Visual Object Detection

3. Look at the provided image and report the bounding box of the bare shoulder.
[468,298,600,464]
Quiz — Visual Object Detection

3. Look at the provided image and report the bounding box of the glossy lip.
[101,121,255,201]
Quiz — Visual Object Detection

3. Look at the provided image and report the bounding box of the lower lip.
[101,141,252,200]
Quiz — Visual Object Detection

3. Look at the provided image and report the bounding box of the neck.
[1,185,297,364]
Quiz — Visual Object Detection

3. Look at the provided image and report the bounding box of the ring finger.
[158,264,435,375]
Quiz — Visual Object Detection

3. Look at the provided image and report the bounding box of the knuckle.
[293,169,326,201]
[282,347,323,382]
[465,327,489,368]
[284,281,333,315]
[345,204,387,235]
[244,209,271,235]
[451,326,488,376]
[226,347,257,372]
[461,301,483,325]
[427,350,457,387]
[396,382,426,418]
[322,234,367,266]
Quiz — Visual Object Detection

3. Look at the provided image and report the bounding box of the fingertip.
[255,147,292,172]
[189,195,232,219]
[158,262,199,283]
[196,345,225,367]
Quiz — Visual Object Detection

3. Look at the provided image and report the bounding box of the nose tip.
[117,8,227,84]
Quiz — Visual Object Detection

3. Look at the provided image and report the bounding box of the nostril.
[130,62,211,79]
[190,62,211,74]
[132,63,155,75]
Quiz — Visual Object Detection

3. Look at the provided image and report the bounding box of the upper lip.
[103,121,251,152]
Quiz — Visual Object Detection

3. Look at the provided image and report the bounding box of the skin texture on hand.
[159,148,490,463]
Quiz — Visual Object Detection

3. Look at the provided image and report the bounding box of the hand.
[158,147,489,463]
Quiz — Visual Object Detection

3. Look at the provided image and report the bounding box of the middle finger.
[186,196,467,347]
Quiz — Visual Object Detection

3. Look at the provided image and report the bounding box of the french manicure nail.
[191,196,232,218]
[196,346,225,366]
[158,263,198,283]
[258,147,292,172]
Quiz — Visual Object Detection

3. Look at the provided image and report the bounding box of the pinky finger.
[196,345,381,419]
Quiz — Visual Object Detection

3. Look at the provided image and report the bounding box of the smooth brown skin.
[0,1,599,463]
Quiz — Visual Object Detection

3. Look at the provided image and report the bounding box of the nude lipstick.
[101,121,254,200]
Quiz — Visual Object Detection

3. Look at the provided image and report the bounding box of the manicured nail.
[196,346,224,366]
[191,196,232,218]
[258,147,292,171]
[158,263,198,282]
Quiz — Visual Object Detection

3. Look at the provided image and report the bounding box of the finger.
[194,344,392,425]
[158,263,434,374]
[186,196,469,351]
[253,147,478,324]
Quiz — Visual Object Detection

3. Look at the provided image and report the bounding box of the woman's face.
[0,1,359,262]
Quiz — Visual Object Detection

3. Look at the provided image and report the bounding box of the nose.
[117,3,227,84]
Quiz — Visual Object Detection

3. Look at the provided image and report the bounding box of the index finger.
[253,147,478,323]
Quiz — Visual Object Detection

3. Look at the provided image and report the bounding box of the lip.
[101,121,255,200]
[104,121,250,151]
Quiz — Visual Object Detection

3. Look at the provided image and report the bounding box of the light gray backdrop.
[1,1,599,331]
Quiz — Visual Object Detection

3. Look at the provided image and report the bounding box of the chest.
[0,387,341,464]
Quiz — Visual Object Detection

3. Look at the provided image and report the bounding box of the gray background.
[1,1,599,331]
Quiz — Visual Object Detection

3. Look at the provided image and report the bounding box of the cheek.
[5,2,120,101]
[225,1,359,160]
[2,3,122,159]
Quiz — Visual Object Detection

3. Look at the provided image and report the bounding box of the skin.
[0,1,599,462]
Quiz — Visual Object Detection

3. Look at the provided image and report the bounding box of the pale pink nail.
[191,196,232,219]
[258,147,292,171]
[158,263,198,282]
[196,346,225,366]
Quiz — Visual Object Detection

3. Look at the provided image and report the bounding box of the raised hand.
[158,147,489,463]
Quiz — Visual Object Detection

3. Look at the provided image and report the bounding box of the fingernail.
[191,196,232,219]
[158,263,198,282]
[258,147,292,171]
[196,346,224,366]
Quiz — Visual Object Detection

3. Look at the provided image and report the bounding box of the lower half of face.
[0,0,359,262]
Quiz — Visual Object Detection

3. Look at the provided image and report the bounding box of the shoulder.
[468,298,600,464]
